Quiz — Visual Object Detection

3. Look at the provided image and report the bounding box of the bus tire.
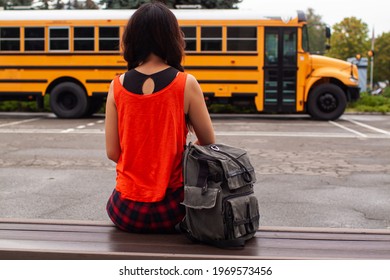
[307,84,347,121]
[50,82,88,118]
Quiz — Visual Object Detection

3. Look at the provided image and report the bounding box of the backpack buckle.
[210,145,220,151]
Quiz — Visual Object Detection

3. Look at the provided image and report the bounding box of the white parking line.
[328,121,367,138]
[61,120,101,133]
[1,116,390,139]
[0,118,41,128]
[61,128,75,133]
[345,118,390,136]
[216,131,363,138]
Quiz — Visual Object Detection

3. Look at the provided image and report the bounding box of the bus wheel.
[307,84,347,121]
[50,82,88,118]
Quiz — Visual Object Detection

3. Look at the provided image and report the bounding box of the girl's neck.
[136,53,169,74]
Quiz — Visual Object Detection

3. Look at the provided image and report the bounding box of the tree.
[72,0,98,8]
[326,17,370,60]
[373,32,390,82]
[104,0,241,9]
[305,7,327,54]
[2,0,32,8]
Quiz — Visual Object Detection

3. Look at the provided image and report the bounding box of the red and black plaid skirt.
[106,187,185,233]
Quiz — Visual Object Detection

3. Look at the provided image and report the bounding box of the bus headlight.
[349,77,358,84]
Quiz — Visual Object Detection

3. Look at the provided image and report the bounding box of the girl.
[105,1,215,233]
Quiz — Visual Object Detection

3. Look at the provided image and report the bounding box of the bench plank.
[1,220,390,260]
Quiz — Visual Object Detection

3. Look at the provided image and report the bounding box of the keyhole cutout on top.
[142,77,155,95]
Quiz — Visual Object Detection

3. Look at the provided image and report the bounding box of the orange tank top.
[113,72,188,202]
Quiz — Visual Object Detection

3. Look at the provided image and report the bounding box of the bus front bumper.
[347,86,360,102]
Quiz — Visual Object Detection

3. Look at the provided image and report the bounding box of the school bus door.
[263,27,298,113]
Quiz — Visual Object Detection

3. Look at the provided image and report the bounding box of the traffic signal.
[367,50,375,57]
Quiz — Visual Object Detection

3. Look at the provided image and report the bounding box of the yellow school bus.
[0,9,359,119]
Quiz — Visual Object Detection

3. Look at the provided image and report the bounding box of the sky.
[238,0,389,36]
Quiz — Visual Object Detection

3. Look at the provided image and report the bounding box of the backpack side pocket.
[224,193,260,240]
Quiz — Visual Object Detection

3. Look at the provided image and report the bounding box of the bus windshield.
[306,23,328,55]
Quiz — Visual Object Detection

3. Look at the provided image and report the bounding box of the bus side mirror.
[325,27,331,39]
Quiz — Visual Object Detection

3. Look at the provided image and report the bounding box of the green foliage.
[208,103,256,114]
[0,96,50,112]
[347,91,390,113]
[104,0,241,9]
[373,32,390,82]
[2,0,99,9]
[383,87,390,98]
[0,101,37,112]
[3,0,31,6]
[306,8,327,54]
[326,17,370,60]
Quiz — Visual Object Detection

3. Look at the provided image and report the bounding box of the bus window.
[227,26,257,51]
[302,25,309,52]
[265,32,278,65]
[99,26,119,51]
[25,27,44,51]
[49,27,69,51]
[201,26,222,51]
[0,27,20,51]
[181,26,196,51]
[283,31,296,64]
[74,27,94,51]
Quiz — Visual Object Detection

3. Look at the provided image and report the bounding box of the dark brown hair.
[122,1,185,71]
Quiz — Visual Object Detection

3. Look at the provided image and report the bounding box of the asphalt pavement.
[0,112,389,230]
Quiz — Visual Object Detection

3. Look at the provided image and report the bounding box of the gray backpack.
[180,143,260,248]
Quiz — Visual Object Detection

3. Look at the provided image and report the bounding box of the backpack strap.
[196,159,209,194]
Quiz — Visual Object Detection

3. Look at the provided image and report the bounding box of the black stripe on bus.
[0,79,47,83]
[0,65,257,71]
[186,52,258,57]
[232,93,258,97]
[86,80,112,84]
[87,79,260,85]
[198,80,258,84]
[0,52,257,56]
[0,91,42,97]
[0,52,121,56]
[92,92,108,97]
[203,92,215,97]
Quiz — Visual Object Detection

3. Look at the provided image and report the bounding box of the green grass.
[347,88,390,114]
[0,96,50,112]
[207,103,257,114]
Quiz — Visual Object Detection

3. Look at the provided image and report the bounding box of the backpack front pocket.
[181,185,225,240]
[182,185,219,209]
[224,193,260,239]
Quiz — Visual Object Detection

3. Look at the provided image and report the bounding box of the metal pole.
[370,57,374,91]
[370,27,375,91]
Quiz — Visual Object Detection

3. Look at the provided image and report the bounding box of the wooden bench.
[1,219,390,259]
